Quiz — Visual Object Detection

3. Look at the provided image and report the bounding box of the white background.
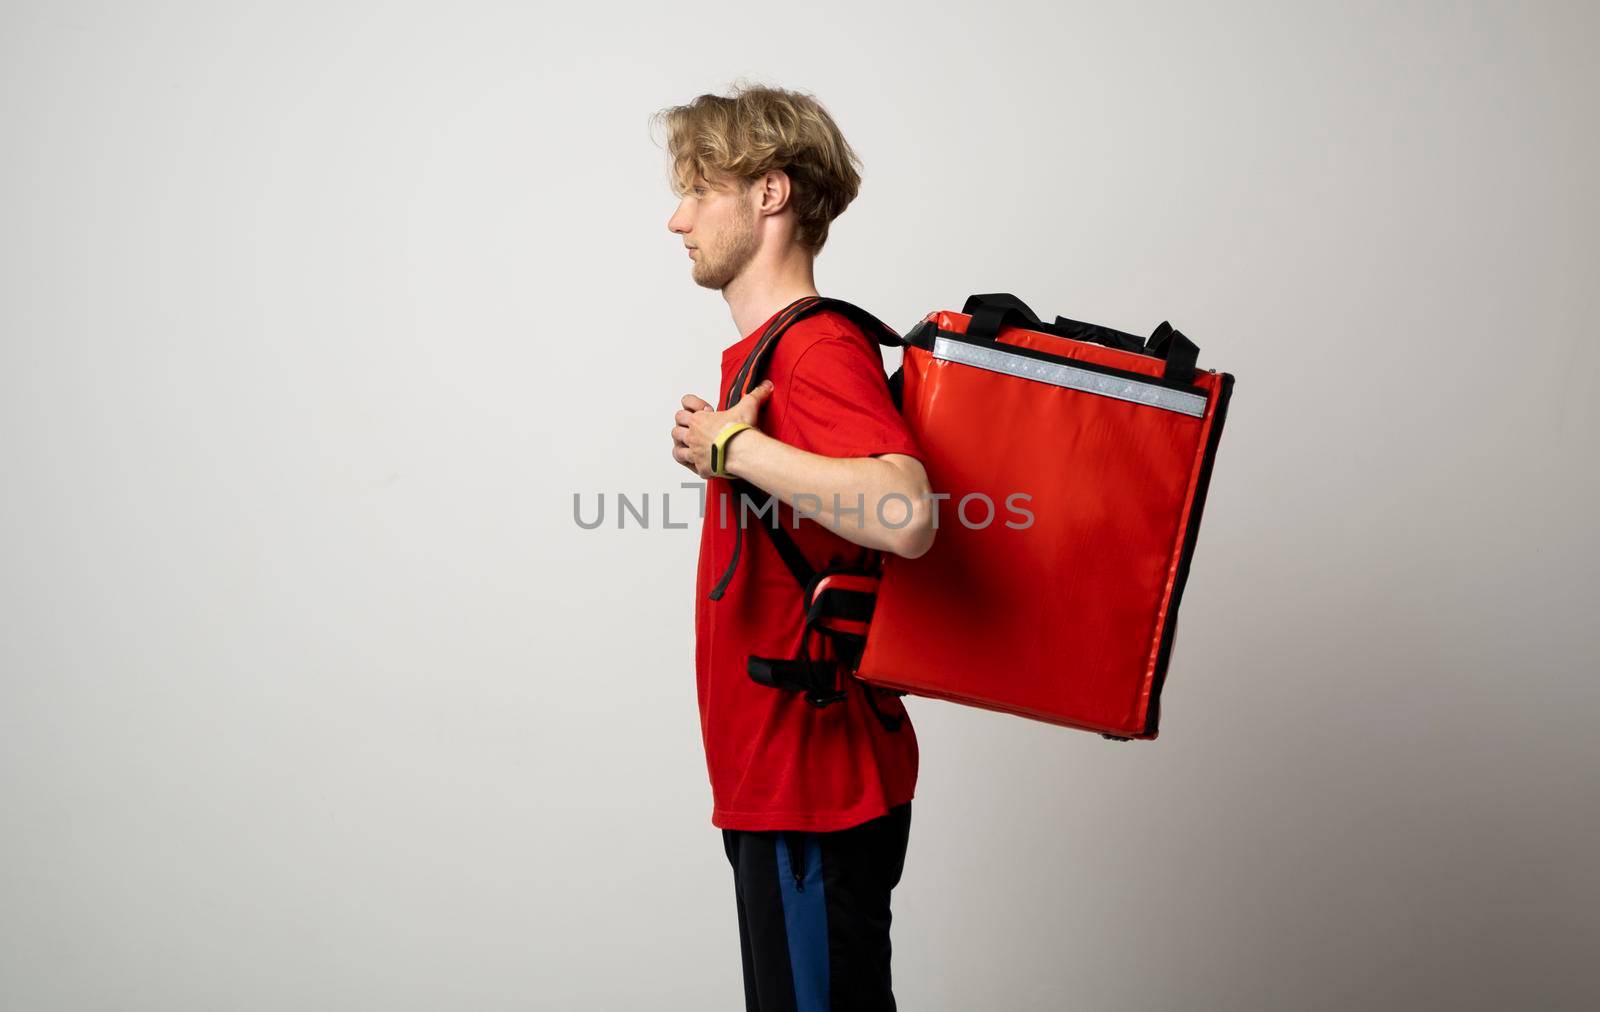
[3,2,1596,1009]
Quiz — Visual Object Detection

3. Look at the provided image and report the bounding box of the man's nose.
[667,199,692,236]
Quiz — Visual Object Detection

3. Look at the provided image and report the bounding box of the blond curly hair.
[651,83,863,255]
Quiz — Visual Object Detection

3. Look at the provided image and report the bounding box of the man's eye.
[692,187,706,197]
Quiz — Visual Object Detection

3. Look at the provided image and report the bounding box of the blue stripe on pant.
[721,801,911,1012]
[775,832,830,1011]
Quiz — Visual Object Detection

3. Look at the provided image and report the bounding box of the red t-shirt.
[694,304,922,832]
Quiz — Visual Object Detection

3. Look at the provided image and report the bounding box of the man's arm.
[672,386,936,559]
[724,433,934,559]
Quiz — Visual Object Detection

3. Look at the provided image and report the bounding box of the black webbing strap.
[748,647,903,732]
[706,296,902,602]
[725,297,900,412]
[749,619,847,707]
[724,296,822,413]
[705,480,814,601]
[748,655,837,698]
[705,296,908,733]
[744,560,903,731]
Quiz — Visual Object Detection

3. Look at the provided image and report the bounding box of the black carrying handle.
[963,293,1200,385]
[962,293,1044,342]
[1060,314,1197,384]
[1143,321,1199,386]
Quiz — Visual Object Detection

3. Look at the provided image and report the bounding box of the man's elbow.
[873,455,936,560]
[886,496,937,560]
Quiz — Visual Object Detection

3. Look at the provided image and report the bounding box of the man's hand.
[669,378,935,558]
[671,380,774,478]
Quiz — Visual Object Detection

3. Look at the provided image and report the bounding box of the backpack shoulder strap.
[723,297,902,410]
[708,296,904,602]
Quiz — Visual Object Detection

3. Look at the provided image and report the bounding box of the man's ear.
[753,169,791,216]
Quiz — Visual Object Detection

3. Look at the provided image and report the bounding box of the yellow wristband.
[710,422,754,478]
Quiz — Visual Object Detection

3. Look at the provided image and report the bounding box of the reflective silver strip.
[931,336,1207,417]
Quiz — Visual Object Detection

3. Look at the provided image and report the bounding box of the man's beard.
[692,202,759,291]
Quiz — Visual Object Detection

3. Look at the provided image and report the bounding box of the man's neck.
[724,253,820,339]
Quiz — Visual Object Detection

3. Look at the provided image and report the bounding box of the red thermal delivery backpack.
[709,293,1236,741]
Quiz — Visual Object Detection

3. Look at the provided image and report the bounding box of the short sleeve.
[774,333,923,462]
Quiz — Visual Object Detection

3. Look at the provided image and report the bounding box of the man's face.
[667,171,759,291]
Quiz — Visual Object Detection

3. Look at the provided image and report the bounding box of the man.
[656,84,936,1011]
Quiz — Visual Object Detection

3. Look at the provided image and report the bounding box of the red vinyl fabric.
[856,308,1235,739]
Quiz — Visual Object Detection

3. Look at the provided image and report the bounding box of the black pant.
[721,802,912,1012]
